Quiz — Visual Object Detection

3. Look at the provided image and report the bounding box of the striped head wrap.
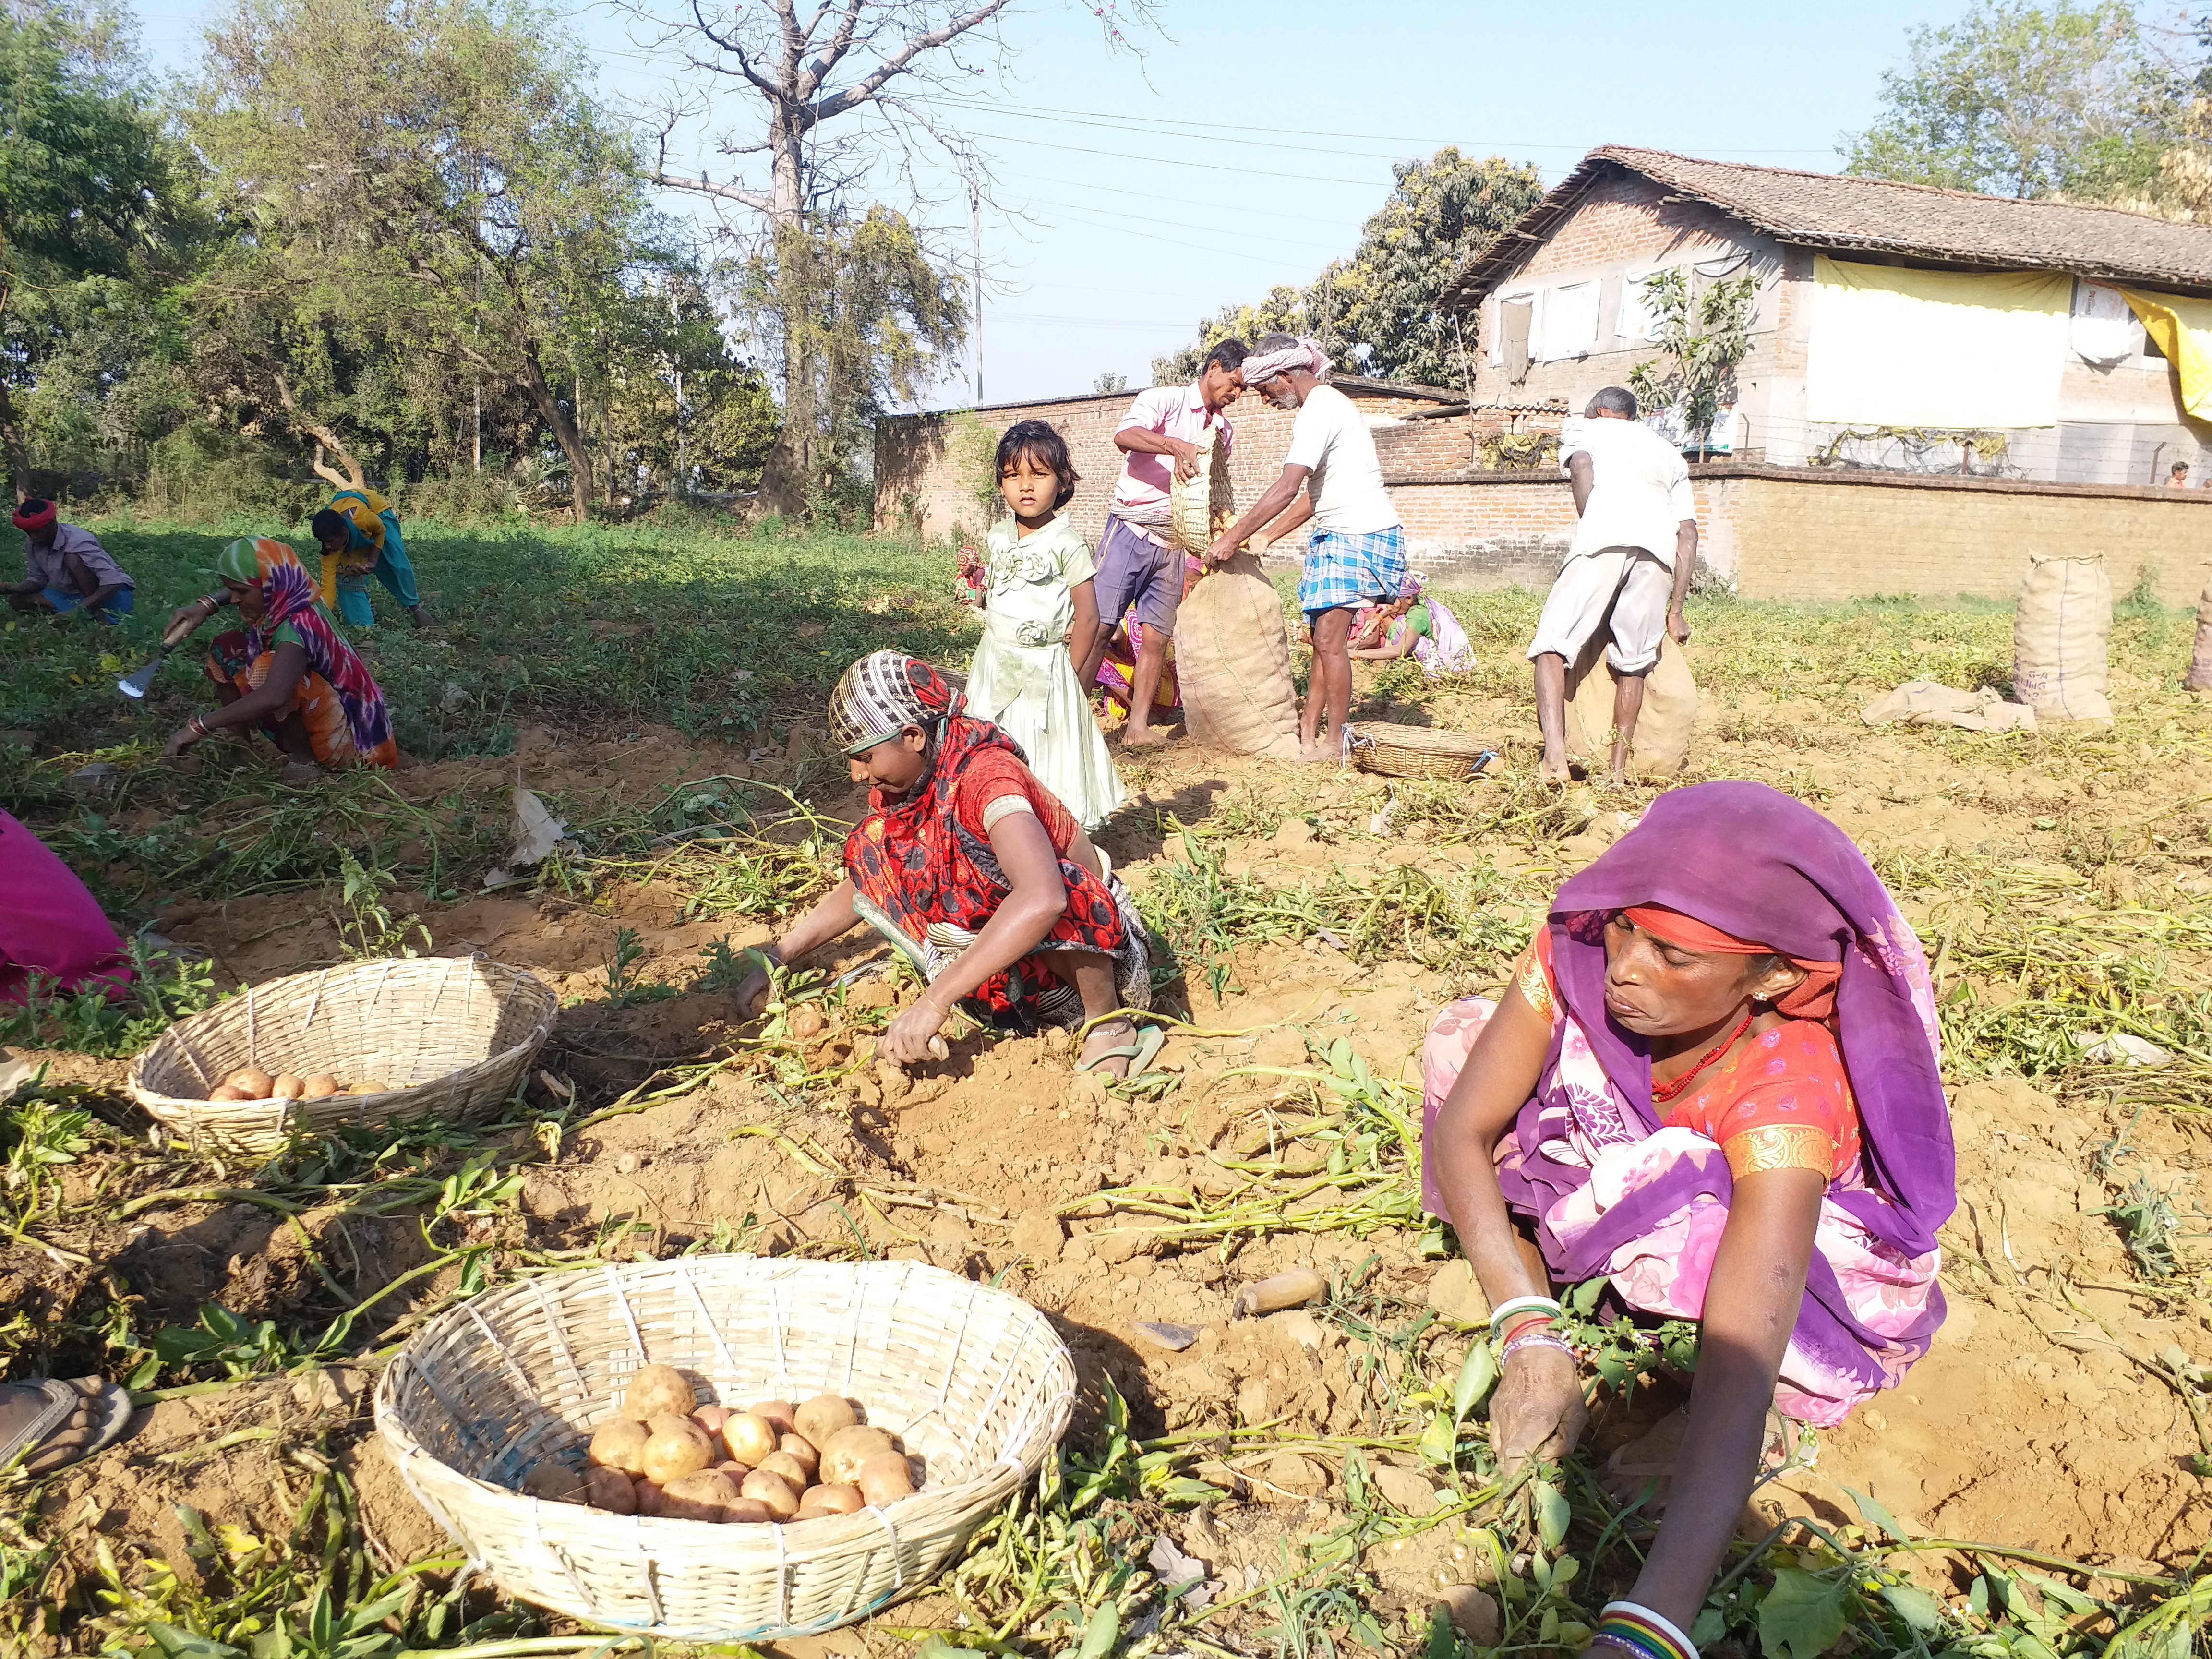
[827,651,961,757]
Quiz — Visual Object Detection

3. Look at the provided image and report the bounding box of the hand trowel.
[117,612,204,700]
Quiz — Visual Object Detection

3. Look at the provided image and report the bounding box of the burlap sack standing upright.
[2013,554,2113,721]
[1171,429,1303,759]
[2185,568,2212,692]
[1562,633,1698,776]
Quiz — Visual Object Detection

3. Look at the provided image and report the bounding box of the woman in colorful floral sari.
[1349,576,1476,674]
[1422,781,1952,1659]
[735,653,1152,1076]
[162,538,399,777]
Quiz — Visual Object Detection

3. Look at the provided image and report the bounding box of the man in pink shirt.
[1076,339,1247,745]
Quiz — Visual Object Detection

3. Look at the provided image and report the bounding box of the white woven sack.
[1176,553,1301,759]
[2186,569,2212,692]
[2013,554,2113,721]
[1563,633,1698,776]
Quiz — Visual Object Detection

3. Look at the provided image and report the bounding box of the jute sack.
[1167,424,1234,554]
[2186,569,2212,692]
[1563,632,1697,777]
[2013,554,2112,721]
[1176,552,1302,759]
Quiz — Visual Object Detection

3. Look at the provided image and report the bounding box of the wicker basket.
[127,957,557,1155]
[375,1256,1076,1641]
[1345,722,1496,781]
[1167,423,1234,553]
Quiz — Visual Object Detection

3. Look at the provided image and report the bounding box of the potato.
[586,1467,638,1514]
[208,1084,252,1102]
[723,1497,773,1523]
[225,1066,274,1096]
[819,1424,894,1485]
[641,1416,713,1483]
[750,1399,800,1437]
[715,1459,749,1480]
[797,1483,864,1518]
[692,1403,732,1435]
[739,1467,799,1519]
[271,1074,306,1100]
[794,1394,858,1447]
[720,1411,778,1468]
[520,1459,582,1501]
[778,1432,820,1477]
[347,1081,389,1095]
[633,1477,666,1516]
[589,1418,650,1474]
[622,1363,695,1422]
[301,1073,341,1099]
[757,1450,812,1491]
[788,1006,825,1040]
[662,1469,741,1522]
[856,1451,915,1507]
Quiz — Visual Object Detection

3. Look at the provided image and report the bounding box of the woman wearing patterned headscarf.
[160,537,398,777]
[734,652,1152,1075]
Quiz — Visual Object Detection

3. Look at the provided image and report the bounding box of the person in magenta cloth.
[1421,781,1954,1659]
[0,809,133,1007]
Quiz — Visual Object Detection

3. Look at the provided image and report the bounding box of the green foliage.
[1153,149,1541,388]
[1627,267,1764,457]
[1841,0,2180,201]
[0,939,224,1058]
[335,850,430,960]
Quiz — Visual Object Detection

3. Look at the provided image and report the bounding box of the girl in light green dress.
[965,421,1126,830]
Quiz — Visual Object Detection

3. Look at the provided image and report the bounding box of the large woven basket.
[127,957,556,1155]
[375,1257,1076,1641]
[1167,423,1234,553]
[1345,722,1496,781]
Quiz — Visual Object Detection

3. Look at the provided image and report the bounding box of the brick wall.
[872,382,1463,545]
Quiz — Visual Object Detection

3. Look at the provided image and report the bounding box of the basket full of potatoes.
[374,1255,1076,1641]
[549,1367,921,1523]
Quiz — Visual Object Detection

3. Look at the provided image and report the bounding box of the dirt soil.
[18,639,2212,1632]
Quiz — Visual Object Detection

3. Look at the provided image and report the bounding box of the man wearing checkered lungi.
[1205,333,1405,763]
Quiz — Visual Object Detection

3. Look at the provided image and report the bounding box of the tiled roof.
[1441,146,2212,308]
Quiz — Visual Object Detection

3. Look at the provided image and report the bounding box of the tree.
[186,0,683,519]
[1093,371,1128,394]
[1151,149,1541,391]
[637,0,1157,514]
[1840,0,2179,200]
[1625,268,1761,458]
[0,3,173,496]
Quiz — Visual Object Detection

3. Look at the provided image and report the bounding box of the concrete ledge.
[1384,460,2212,503]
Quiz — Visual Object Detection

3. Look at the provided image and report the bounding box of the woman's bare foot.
[1076,1017,1139,1080]
[1538,753,1573,784]
[1298,741,1339,766]
[0,1377,132,1476]
[1121,723,1173,748]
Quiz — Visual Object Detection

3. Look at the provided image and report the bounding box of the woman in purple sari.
[1423,781,1952,1659]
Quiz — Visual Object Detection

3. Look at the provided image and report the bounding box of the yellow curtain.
[1805,257,2069,427]
[2121,289,2212,421]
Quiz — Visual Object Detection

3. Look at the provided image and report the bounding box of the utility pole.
[982,180,991,407]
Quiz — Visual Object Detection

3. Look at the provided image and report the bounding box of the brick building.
[874,147,2212,604]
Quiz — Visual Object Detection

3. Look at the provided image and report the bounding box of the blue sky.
[142,0,1965,408]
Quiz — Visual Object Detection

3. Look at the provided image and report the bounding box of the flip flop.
[0,1377,132,1477]
[1076,1020,1165,1077]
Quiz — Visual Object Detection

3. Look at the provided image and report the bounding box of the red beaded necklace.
[1650,1009,1755,1104]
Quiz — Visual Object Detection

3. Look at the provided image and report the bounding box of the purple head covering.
[1492,781,1953,1404]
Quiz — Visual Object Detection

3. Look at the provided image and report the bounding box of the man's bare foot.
[1298,739,1341,765]
[0,1377,132,1476]
[1121,723,1173,748]
[1538,754,1573,784]
[1076,1017,1139,1080]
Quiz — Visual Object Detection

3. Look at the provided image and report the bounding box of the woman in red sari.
[737,653,1152,1075]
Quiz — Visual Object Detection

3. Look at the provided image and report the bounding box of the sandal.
[1076,1020,1164,1079]
[0,1377,132,1477]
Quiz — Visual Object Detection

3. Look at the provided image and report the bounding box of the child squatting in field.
[735,652,1153,1079]
[1423,781,1953,1652]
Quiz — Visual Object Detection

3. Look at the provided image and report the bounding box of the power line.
[928,125,1391,187]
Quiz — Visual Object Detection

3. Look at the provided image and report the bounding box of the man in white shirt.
[1206,334,1405,764]
[1529,386,1696,784]
[1078,339,1247,746]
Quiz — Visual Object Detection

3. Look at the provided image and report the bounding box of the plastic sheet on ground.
[1861,680,2036,733]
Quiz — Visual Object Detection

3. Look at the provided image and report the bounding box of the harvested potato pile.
[517,1364,921,1524]
[202,1066,390,1103]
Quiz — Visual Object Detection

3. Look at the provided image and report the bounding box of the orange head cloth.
[1621,905,1842,1020]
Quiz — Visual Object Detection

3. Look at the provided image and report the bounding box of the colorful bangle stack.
[187,716,209,739]
[1594,1601,1699,1659]
[1487,1294,1562,1336]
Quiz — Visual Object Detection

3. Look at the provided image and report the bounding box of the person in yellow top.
[310,487,431,627]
